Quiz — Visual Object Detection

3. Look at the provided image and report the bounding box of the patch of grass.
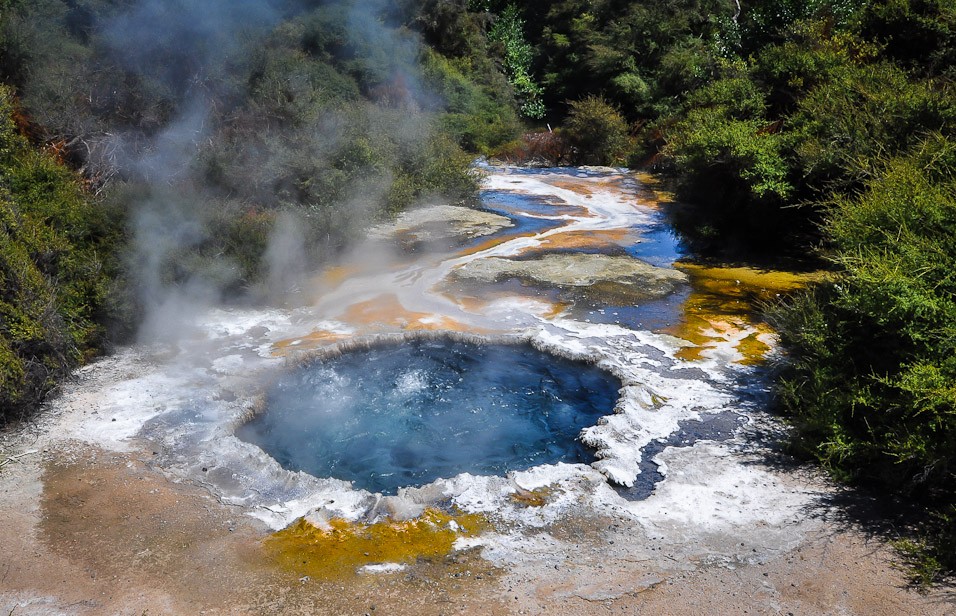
[892,538,943,588]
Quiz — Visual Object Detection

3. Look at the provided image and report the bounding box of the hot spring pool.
[237,339,621,494]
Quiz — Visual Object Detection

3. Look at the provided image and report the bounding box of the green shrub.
[860,0,956,79]
[753,21,877,116]
[788,60,956,194]
[0,85,120,420]
[667,111,791,202]
[563,95,630,166]
[773,135,956,577]
[422,50,521,153]
[487,4,545,119]
[659,69,805,253]
[738,0,867,51]
[247,45,361,127]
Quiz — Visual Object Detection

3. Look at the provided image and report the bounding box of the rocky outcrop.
[451,253,687,303]
[369,205,513,247]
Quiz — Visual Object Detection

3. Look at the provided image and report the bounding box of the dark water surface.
[237,340,621,494]
[476,189,568,244]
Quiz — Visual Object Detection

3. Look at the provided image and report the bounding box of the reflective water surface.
[238,339,621,494]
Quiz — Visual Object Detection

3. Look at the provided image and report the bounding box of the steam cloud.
[90,0,437,342]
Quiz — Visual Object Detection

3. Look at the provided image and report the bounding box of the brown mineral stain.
[272,329,352,356]
[632,171,678,208]
[403,316,481,333]
[448,292,497,314]
[341,294,467,332]
[457,235,518,257]
[272,293,492,356]
[542,301,570,320]
[549,179,596,196]
[438,282,567,323]
[510,486,554,508]
[456,228,548,258]
[527,229,636,254]
[546,177,648,212]
[266,509,487,579]
[314,264,362,288]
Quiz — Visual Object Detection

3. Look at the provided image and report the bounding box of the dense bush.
[421,49,521,153]
[772,136,956,575]
[860,0,956,79]
[0,86,120,419]
[563,96,630,166]
[483,0,732,122]
[787,60,955,196]
[659,12,955,255]
[416,1,522,152]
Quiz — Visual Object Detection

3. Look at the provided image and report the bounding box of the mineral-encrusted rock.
[369,205,512,246]
[452,253,687,303]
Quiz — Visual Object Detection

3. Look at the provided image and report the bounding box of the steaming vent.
[237,336,622,495]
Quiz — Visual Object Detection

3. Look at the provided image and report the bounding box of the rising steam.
[84,0,440,342]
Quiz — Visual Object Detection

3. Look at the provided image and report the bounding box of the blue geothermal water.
[237,340,621,494]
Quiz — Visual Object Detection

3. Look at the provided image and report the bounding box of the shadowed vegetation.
[0,85,122,417]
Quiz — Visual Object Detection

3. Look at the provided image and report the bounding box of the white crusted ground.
[31,165,825,577]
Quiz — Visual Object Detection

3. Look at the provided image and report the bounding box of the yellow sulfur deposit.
[265,509,488,579]
[667,264,823,364]
[509,485,554,508]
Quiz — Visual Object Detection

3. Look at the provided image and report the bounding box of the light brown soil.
[0,446,506,615]
[1,442,953,615]
[514,530,956,615]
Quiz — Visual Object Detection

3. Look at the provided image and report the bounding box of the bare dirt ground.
[1,437,953,615]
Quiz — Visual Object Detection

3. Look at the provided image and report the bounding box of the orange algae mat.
[525,228,636,254]
[266,509,487,579]
[666,264,824,364]
[271,294,488,356]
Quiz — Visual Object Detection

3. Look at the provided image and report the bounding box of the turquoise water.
[237,340,621,494]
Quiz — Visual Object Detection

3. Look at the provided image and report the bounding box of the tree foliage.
[0,85,120,419]
[487,4,544,119]
[563,95,630,166]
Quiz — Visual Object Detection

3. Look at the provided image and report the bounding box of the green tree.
[0,85,121,419]
[488,3,545,119]
[563,95,630,165]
